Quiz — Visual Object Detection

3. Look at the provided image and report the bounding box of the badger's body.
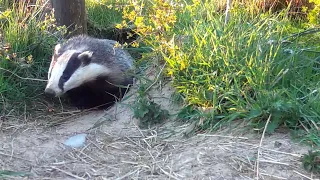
[45,35,134,109]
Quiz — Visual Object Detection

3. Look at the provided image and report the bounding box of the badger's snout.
[44,88,56,97]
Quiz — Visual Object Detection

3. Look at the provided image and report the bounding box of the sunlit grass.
[97,0,320,146]
[171,2,320,146]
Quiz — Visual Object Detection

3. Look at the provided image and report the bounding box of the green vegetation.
[0,170,30,178]
[302,150,320,174]
[86,0,123,29]
[100,0,320,147]
[0,1,66,111]
[86,0,136,42]
[132,95,169,128]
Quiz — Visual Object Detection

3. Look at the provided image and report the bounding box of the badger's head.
[45,44,110,97]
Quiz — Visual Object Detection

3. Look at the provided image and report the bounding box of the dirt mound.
[0,83,318,180]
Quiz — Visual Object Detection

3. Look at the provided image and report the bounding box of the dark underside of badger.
[65,76,133,110]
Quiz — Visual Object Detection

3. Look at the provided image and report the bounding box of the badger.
[44,35,134,109]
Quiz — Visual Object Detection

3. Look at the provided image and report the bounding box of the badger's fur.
[45,35,134,109]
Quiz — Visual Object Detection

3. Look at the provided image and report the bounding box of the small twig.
[54,110,82,115]
[298,119,310,133]
[256,114,272,180]
[260,173,286,180]
[58,97,64,112]
[0,151,32,162]
[197,134,248,140]
[125,136,144,149]
[310,119,319,130]
[133,120,146,138]
[237,142,302,157]
[293,170,313,180]
[121,161,139,165]
[158,165,181,180]
[50,166,86,180]
[0,67,47,82]
[114,168,139,180]
[258,159,289,166]
[297,89,318,100]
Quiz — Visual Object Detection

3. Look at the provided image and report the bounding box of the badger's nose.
[44,88,56,97]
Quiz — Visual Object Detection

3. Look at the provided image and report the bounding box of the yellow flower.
[115,24,123,29]
[114,42,121,48]
[115,20,128,29]
[131,41,139,47]
[180,60,186,70]
[27,55,33,64]
[126,10,137,21]
[134,16,144,27]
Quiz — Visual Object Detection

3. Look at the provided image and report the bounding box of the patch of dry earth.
[0,84,318,180]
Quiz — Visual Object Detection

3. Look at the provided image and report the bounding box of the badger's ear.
[78,51,93,66]
[54,44,61,55]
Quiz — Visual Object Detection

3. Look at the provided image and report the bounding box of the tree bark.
[51,0,87,37]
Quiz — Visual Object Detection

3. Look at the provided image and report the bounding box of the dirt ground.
[1,83,319,180]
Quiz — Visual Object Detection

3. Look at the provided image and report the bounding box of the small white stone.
[64,133,87,148]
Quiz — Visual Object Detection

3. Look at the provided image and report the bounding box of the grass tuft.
[0,1,66,113]
[301,150,320,174]
[171,2,320,144]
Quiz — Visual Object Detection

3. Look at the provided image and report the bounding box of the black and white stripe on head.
[58,52,82,90]
[58,51,93,90]
[45,49,111,97]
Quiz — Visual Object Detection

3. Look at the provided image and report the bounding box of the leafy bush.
[304,0,320,25]
[132,96,169,128]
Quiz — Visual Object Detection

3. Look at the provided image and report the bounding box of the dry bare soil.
[1,83,319,180]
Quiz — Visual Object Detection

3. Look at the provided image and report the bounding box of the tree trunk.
[51,0,87,37]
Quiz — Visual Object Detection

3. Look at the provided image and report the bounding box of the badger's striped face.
[45,44,111,97]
